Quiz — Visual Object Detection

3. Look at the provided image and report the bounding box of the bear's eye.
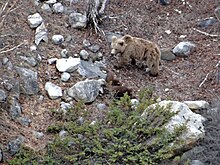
[118,42,124,46]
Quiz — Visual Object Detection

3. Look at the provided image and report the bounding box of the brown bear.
[110,35,161,76]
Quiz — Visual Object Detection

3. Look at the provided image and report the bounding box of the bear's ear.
[123,35,133,43]
[111,36,117,42]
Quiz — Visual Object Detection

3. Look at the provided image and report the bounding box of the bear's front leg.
[115,56,130,69]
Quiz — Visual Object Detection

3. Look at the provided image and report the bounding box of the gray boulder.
[8,136,24,155]
[69,12,87,29]
[20,56,37,67]
[68,79,103,103]
[78,60,106,79]
[183,100,209,110]
[15,67,39,95]
[173,41,196,57]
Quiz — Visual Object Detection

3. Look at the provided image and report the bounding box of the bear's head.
[110,35,133,55]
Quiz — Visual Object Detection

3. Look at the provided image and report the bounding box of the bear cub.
[110,35,161,76]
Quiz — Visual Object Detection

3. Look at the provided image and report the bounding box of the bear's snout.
[111,49,116,55]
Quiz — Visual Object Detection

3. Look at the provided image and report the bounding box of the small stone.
[65,35,72,42]
[3,82,13,91]
[52,34,64,45]
[30,45,37,51]
[27,13,43,28]
[0,148,2,162]
[53,2,64,13]
[2,57,9,65]
[90,120,96,125]
[45,0,57,4]
[79,49,89,60]
[61,49,68,58]
[160,0,171,5]
[61,72,71,82]
[179,35,187,39]
[69,12,87,29]
[161,48,176,61]
[41,4,51,12]
[165,88,169,92]
[0,89,7,102]
[60,102,72,112]
[165,30,172,34]
[83,39,91,47]
[18,117,32,126]
[48,58,58,64]
[198,17,217,28]
[20,56,37,67]
[33,131,44,139]
[97,103,107,110]
[77,117,84,125]
[88,44,100,53]
[59,130,68,138]
[131,99,139,106]
[45,82,62,99]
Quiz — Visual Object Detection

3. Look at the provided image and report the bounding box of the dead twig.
[199,72,210,88]
[0,42,24,54]
[0,0,20,29]
[199,61,220,87]
[192,28,220,37]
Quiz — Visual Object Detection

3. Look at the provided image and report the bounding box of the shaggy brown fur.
[111,35,161,76]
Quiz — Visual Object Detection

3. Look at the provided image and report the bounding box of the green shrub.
[9,89,186,165]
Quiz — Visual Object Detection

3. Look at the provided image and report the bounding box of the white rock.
[48,58,58,64]
[61,72,71,82]
[165,30,172,34]
[27,13,43,28]
[52,34,64,45]
[53,3,64,13]
[183,100,209,110]
[30,45,37,51]
[142,101,205,150]
[60,49,68,58]
[41,4,51,12]
[35,22,48,45]
[45,82,62,99]
[45,0,57,4]
[79,49,89,60]
[56,57,80,72]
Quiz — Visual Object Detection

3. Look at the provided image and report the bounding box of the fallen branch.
[0,0,20,28]
[199,72,210,88]
[199,61,220,87]
[192,28,219,37]
[0,42,24,54]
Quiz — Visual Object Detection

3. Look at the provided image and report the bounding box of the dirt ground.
[0,0,220,163]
